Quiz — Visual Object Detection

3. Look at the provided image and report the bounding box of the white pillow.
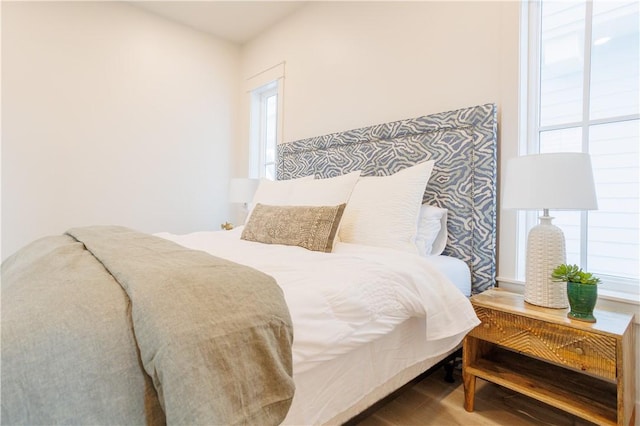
[248,175,314,220]
[339,160,435,253]
[249,171,361,222]
[288,170,361,206]
[415,204,448,256]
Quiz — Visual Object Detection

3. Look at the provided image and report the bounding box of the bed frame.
[277,103,498,294]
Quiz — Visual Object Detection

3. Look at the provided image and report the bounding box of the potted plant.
[551,264,601,323]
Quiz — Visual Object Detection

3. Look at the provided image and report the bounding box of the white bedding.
[156,227,479,375]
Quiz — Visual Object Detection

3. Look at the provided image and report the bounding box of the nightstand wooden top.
[471,288,633,338]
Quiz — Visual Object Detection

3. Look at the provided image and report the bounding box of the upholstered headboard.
[277,103,497,294]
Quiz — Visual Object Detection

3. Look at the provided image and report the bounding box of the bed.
[1,103,497,425]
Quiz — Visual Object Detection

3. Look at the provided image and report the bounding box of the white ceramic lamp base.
[525,215,568,308]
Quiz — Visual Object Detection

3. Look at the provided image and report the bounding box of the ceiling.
[131,1,307,44]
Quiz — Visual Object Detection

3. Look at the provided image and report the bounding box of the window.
[247,63,285,181]
[250,82,279,180]
[523,0,639,296]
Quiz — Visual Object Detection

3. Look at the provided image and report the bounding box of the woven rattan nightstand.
[463,288,635,426]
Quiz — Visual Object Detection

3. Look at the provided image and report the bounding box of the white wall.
[236,1,520,176]
[1,1,239,259]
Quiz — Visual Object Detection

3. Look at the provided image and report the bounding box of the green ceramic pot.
[566,281,597,323]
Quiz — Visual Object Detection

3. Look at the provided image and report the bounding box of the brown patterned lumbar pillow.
[241,203,346,253]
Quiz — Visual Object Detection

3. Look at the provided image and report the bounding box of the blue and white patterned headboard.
[277,103,497,294]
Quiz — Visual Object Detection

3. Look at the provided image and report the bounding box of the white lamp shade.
[229,178,259,204]
[502,153,598,211]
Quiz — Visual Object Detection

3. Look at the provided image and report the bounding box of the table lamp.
[502,153,598,308]
[229,178,259,223]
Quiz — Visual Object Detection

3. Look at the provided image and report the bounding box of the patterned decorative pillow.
[241,203,347,253]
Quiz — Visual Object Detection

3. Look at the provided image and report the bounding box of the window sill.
[496,277,639,324]
[598,288,639,306]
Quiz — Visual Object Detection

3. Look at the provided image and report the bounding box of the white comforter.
[157,227,479,374]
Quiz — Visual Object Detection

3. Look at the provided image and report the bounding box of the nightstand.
[463,288,635,426]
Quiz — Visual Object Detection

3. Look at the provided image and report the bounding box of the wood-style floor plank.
[350,367,596,426]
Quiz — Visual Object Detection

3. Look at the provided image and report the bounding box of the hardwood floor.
[348,366,595,426]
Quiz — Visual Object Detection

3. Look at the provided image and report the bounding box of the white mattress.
[156,228,478,424]
[421,255,472,297]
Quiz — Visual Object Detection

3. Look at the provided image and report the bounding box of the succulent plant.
[551,264,601,285]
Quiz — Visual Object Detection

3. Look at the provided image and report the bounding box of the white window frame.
[250,82,278,179]
[246,63,285,180]
[521,1,639,298]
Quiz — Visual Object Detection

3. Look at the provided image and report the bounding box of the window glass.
[539,127,582,152]
[249,82,279,180]
[539,1,586,126]
[264,94,277,170]
[590,2,640,119]
[587,121,639,279]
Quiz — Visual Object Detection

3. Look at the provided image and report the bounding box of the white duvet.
[156,227,479,374]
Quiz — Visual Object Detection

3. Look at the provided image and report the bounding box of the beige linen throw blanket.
[1,226,294,425]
